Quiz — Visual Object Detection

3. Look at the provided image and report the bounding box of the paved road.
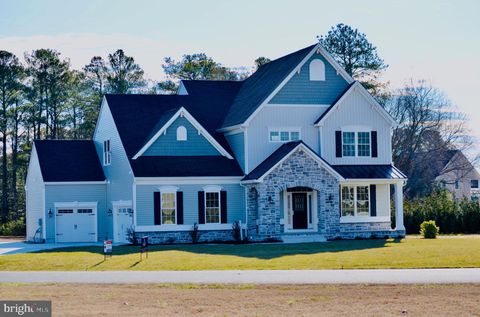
[1,269,480,284]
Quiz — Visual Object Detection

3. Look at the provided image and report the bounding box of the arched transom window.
[176,126,187,141]
[309,59,326,81]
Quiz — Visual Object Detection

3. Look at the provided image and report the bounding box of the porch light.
[107,209,113,216]
[48,208,53,218]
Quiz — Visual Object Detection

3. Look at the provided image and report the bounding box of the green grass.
[1,237,480,271]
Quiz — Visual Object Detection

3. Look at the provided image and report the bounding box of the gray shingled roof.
[34,140,105,182]
[221,44,316,129]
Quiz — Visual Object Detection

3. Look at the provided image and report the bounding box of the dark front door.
[292,193,308,229]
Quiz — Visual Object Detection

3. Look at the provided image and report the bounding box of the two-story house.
[25,43,406,244]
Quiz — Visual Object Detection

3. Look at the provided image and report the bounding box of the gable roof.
[242,140,343,182]
[221,45,316,129]
[105,80,242,160]
[34,140,105,182]
[132,107,233,159]
[314,81,397,127]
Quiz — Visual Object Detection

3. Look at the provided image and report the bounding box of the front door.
[292,193,308,229]
[114,207,133,244]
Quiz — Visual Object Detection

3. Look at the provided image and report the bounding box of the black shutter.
[220,190,227,224]
[370,185,377,216]
[371,131,378,158]
[176,191,184,224]
[154,192,161,225]
[198,191,205,224]
[335,131,342,157]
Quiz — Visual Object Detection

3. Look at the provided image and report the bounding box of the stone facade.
[246,148,341,241]
[339,222,405,239]
[245,147,405,242]
[137,230,235,244]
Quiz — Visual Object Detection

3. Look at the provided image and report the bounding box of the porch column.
[394,181,405,231]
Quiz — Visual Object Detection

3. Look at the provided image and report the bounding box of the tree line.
[0,23,476,231]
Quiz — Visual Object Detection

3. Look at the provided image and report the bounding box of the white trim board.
[45,181,107,185]
[134,176,243,185]
[133,107,233,160]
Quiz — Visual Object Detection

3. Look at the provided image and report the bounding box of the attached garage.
[26,140,107,243]
[55,202,97,243]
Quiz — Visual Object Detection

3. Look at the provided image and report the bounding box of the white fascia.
[132,107,233,160]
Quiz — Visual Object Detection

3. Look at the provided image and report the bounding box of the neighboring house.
[25,43,407,244]
[434,150,480,201]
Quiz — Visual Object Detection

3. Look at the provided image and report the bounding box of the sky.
[1,0,479,142]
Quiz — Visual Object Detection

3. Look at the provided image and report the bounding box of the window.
[176,126,187,141]
[269,129,301,142]
[103,140,111,165]
[161,193,176,224]
[342,132,355,157]
[77,209,93,214]
[342,131,371,157]
[341,186,370,217]
[309,59,326,81]
[357,132,371,157]
[356,186,370,216]
[205,191,220,224]
[57,209,73,214]
[471,180,479,189]
[341,187,354,216]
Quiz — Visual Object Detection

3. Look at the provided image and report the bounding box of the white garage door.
[56,204,97,243]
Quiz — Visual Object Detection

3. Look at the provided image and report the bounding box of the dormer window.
[309,59,325,81]
[176,126,187,141]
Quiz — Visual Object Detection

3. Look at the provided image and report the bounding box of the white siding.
[246,105,328,172]
[25,145,45,242]
[376,184,391,217]
[321,88,393,165]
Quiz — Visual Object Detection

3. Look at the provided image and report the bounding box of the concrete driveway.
[0,240,103,255]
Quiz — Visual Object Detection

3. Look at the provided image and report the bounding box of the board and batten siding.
[320,88,393,165]
[25,145,45,242]
[44,184,107,242]
[143,117,221,156]
[93,100,134,213]
[246,105,327,173]
[225,131,245,172]
[269,53,349,105]
[136,184,245,226]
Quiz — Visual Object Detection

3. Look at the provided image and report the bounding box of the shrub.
[189,222,201,244]
[232,220,242,242]
[0,218,25,236]
[420,220,439,239]
[126,226,138,245]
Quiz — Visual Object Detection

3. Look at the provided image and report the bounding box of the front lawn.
[1,236,480,271]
